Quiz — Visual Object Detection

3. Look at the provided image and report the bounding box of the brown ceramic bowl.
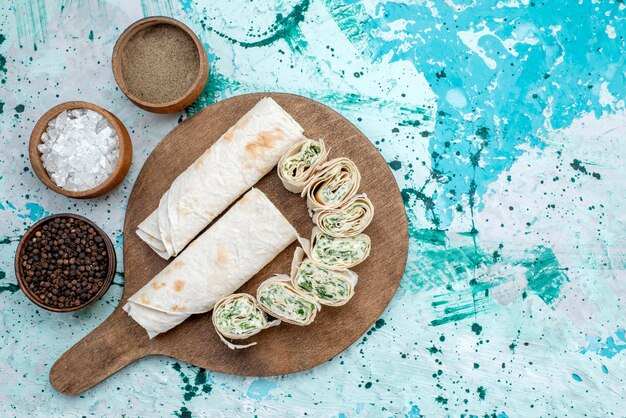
[15,214,117,312]
[111,16,209,113]
[29,101,132,199]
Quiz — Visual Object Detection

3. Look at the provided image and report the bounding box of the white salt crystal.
[55,111,68,128]
[70,109,83,118]
[95,117,111,135]
[39,107,120,192]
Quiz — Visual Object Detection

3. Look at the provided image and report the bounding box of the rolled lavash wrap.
[212,293,280,350]
[124,188,298,338]
[301,157,361,213]
[257,274,320,326]
[299,227,371,270]
[290,247,358,307]
[313,193,374,237]
[277,138,329,193]
[136,97,305,259]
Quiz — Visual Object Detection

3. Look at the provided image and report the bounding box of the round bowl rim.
[111,16,209,110]
[14,213,117,313]
[28,100,132,199]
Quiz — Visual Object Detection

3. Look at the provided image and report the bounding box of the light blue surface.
[0,0,624,416]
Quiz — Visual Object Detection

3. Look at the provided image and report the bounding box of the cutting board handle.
[50,307,151,394]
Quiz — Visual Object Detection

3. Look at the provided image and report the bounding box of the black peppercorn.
[21,217,110,309]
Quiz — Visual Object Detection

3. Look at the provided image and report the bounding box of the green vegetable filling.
[313,234,368,267]
[259,283,316,323]
[215,297,266,336]
[282,142,322,177]
[321,202,368,234]
[294,260,351,303]
[318,177,352,204]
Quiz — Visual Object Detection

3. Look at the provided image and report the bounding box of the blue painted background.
[0,0,624,416]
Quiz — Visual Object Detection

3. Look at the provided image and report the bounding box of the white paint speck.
[606,24,616,39]
[446,88,468,108]
[458,24,498,69]
[598,81,618,108]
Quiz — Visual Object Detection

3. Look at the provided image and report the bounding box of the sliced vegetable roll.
[313,193,374,237]
[300,227,371,269]
[301,158,361,212]
[257,275,320,325]
[290,248,358,307]
[212,293,279,350]
[278,139,328,193]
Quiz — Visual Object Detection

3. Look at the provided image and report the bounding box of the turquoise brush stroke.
[179,0,194,14]
[429,276,500,326]
[580,329,626,359]
[201,0,310,53]
[323,0,373,59]
[0,270,19,294]
[186,70,241,116]
[405,403,421,418]
[141,0,174,17]
[402,216,569,325]
[17,202,47,221]
[423,242,569,326]
[247,379,277,400]
[410,228,447,247]
[333,1,626,228]
[522,246,569,305]
[12,0,48,48]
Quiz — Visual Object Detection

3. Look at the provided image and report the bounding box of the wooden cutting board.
[50,93,408,394]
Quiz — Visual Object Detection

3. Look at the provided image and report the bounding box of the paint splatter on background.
[0,0,624,416]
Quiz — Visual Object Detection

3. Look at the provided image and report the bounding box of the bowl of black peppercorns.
[15,214,116,312]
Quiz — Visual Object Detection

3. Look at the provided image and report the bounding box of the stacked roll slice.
[313,193,374,237]
[301,158,361,213]
[290,247,358,307]
[256,274,320,326]
[278,139,329,193]
[212,293,280,350]
[299,227,371,270]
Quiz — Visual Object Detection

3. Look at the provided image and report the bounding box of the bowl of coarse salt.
[29,101,132,198]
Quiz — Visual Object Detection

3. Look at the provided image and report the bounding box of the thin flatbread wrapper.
[257,274,320,326]
[299,227,371,270]
[124,188,298,338]
[212,293,280,350]
[290,247,358,307]
[277,139,328,193]
[313,193,374,237]
[301,157,361,213]
[137,97,305,259]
